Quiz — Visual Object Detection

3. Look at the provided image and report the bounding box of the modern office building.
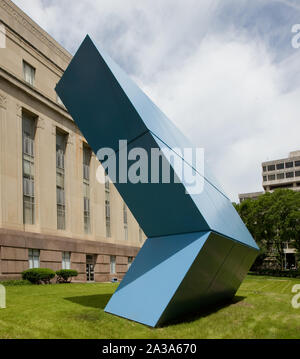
[238,151,300,269]
[238,191,264,203]
[239,150,300,202]
[262,151,300,192]
[0,0,145,281]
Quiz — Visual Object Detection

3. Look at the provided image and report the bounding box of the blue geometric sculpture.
[56,35,259,327]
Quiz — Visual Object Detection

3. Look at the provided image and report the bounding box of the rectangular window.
[28,249,40,269]
[267,165,275,171]
[124,225,128,241]
[295,171,300,177]
[83,145,91,234]
[84,195,90,234]
[57,204,65,230]
[128,257,133,270]
[139,227,143,243]
[83,196,90,212]
[277,173,284,180]
[263,176,267,182]
[123,203,128,241]
[268,174,275,181]
[83,145,90,180]
[276,163,284,170]
[105,194,110,219]
[56,132,67,230]
[22,113,35,225]
[295,160,300,167]
[285,162,294,168]
[123,203,128,225]
[105,176,111,237]
[62,251,71,270]
[105,175,110,190]
[56,151,64,170]
[56,187,65,205]
[23,61,35,86]
[110,256,116,274]
[23,176,34,198]
[83,164,90,181]
[286,172,294,178]
[262,166,267,172]
[106,221,111,238]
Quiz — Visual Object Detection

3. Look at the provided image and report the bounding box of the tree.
[235,189,300,270]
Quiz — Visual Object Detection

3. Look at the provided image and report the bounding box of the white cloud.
[12,0,300,202]
[140,33,300,201]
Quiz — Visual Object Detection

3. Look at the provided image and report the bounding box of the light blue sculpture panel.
[55,35,259,327]
[104,231,257,327]
[105,232,209,327]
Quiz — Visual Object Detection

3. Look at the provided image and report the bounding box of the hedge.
[22,268,55,284]
[56,269,78,283]
[0,280,32,286]
[249,268,300,278]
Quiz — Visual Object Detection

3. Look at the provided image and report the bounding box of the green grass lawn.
[0,275,300,339]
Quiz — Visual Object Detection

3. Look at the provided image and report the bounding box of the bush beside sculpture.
[21,268,78,284]
[22,268,55,284]
[0,280,31,286]
[56,269,78,283]
[249,268,300,278]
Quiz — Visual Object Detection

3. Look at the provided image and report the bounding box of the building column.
[0,96,23,230]
[34,116,45,229]
[0,91,7,227]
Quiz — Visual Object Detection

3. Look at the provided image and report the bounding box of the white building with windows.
[238,151,300,269]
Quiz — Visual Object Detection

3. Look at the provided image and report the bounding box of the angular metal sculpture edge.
[55,35,259,327]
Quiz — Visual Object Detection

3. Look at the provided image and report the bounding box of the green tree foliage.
[234,189,300,270]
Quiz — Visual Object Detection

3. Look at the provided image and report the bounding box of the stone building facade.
[0,0,145,281]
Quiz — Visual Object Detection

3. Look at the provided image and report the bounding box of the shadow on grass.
[64,294,112,310]
[160,295,247,327]
[64,293,247,327]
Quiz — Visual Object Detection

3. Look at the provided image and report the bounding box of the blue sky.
[13,0,300,201]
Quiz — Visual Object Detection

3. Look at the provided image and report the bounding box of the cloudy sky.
[13,0,300,202]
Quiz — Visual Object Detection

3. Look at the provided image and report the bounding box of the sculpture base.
[105,231,258,327]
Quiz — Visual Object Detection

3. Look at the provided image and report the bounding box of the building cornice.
[0,227,142,255]
[0,0,72,67]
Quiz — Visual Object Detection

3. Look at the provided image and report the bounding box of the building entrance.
[86,254,96,281]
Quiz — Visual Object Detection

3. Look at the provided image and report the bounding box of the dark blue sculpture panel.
[56,35,259,327]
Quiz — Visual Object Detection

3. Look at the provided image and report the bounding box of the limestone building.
[0,0,145,281]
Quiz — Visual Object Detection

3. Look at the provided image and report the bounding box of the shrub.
[0,280,31,286]
[22,268,55,284]
[249,268,300,278]
[56,269,78,283]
